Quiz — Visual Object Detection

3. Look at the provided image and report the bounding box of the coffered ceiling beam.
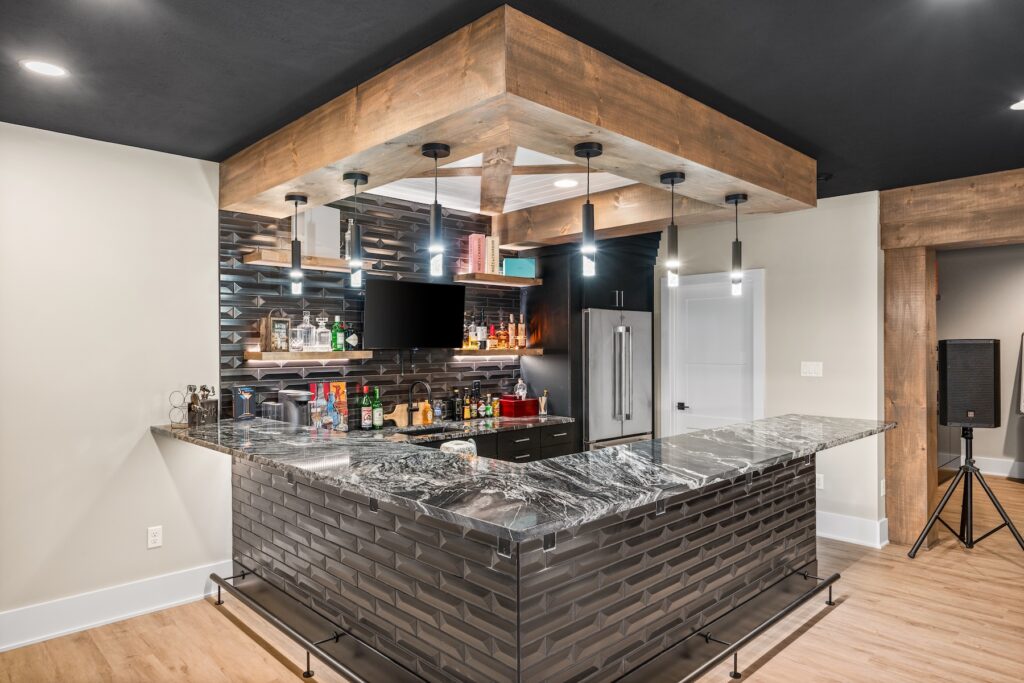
[494,183,730,249]
[479,145,516,215]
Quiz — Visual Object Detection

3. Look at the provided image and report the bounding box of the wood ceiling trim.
[219,5,816,223]
[480,145,516,215]
[494,183,729,249]
[880,167,1024,250]
[414,163,590,178]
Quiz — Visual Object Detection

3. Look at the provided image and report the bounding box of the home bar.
[15,2,1024,682]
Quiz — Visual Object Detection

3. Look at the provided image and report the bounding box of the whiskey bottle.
[487,325,498,350]
[517,313,527,349]
[496,320,509,349]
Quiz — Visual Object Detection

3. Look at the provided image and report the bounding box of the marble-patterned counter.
[153,414,892,542]
[154,414,892,683]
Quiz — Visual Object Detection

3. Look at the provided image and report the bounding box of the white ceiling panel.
[441,153,483,169]
[513,148,574,166]
[502,172,635,212]
[370,176,482,214]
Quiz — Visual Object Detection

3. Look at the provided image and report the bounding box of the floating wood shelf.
[244,350,373,362]
[453,273,542,287]
[451,348,543,357]
[243,249,350,273]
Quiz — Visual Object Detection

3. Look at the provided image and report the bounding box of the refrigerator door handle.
[613,325,626,420]
[625,325,633,420]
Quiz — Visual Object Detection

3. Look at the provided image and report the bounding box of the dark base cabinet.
[231,451,817,683]
[423,423,577,462]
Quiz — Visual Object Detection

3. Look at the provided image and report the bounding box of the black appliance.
[938,339,1000,428]
[363,279,465,349]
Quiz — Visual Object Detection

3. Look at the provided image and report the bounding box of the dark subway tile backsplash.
[219,194,522,422]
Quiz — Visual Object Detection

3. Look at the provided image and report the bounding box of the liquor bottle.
[477,394,487,418]
[297,311,316,349]
[539,389,549,415]
[508,314,518,349]
[475,311,487,347]
[487,325,498,350]
[331,316,346,351]
[314,315,332,351]
[496,320,509,349]
[335,383,349,432]
[371,387,384,429]
[484,394,493,417]
[325,386,337,428]
[433,400,442,422]
[452,389,461,420]
[360,386,373,430]
[345,326,360,350]
[463,397,472,420]
[492,395,501,417]
[517,313,527,349]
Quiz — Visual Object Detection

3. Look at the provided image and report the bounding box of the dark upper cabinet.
[582,253,653,311]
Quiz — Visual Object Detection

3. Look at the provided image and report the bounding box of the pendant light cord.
[670,179,676,224]
[586,155,591,202]
[434,156,438,204]
[734,201,739,240]
[292,200,298,240]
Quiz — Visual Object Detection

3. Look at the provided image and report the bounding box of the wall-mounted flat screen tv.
[363,279,466,349]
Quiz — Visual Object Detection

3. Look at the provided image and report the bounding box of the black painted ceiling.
[4,1,1023,198]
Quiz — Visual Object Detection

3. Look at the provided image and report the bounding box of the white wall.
[937,245,1024,478]
[0,123,229,647]
[656,192,887,546]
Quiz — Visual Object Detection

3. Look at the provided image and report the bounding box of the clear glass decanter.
[314,315,332,351]
[296,311,315,350]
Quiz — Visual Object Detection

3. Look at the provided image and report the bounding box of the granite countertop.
[152,414,893,541]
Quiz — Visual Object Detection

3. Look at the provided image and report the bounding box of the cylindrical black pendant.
[581,202,595,253]
[349,223,362,266]
[429,202,444,252]
[291,239,302,277]
[667,222,679,267]
[731,239,742,281]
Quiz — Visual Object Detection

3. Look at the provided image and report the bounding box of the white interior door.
[660,270,765,437]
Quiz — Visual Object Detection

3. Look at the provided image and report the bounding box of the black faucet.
[407,380,432,425]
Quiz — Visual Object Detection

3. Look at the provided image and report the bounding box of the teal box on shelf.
[502,257,537,278]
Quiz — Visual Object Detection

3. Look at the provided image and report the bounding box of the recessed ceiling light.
[553,178,578,188]
[1011,98,1024,111]
[20,60,68,77]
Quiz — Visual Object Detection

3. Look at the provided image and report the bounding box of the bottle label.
[372,407,383,426]
[361,407,372,428]
[346,334,359,348]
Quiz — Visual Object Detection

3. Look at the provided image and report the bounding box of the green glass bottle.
[331,316,345,351]
[371,387,384,429]
[360,386,372,430]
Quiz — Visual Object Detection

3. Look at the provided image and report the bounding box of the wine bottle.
[371,387,383,429]
[360,386,372,430]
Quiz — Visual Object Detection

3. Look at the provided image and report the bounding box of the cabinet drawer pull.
[514,437,531,443]
[515,454,531,460]
[552,432,567,438]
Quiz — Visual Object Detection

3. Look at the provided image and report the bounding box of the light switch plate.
[880,479,886,497]
[801,361,824,377]
[815,474,825,490]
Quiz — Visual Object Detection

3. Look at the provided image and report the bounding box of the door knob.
[677,402,689,410]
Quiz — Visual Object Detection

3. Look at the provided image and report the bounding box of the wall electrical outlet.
[801,361,824,377]
[880,479,886,497]
[147,525,163,549]
[815,474,825,490]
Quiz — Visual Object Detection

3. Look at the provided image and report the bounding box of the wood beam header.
[220,5,816,221]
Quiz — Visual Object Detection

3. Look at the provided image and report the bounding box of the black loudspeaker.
[938,339,1000,428]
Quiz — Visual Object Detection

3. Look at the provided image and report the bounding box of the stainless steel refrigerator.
[583,308,653,449]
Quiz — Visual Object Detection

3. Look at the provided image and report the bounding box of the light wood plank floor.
[3,477,1022,682]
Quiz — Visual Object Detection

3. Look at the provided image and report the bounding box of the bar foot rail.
[210,570,422,682]
[682,572,840,683]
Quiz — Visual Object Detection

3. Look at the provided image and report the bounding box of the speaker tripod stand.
[909,427,1024,558]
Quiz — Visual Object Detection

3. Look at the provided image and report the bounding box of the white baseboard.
[816,511,888,549]
[973,457,1024,479]
[0,559,232,653]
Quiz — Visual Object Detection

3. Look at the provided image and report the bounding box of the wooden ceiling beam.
[493,183,731,249]
[414,163,591,178]
[480,145,516,215]
[219,5,816,225]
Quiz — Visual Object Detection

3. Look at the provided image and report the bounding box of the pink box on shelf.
[467,233,486,273]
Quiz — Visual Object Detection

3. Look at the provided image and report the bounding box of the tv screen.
[363,279,466,349]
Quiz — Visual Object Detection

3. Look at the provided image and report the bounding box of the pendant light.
[343,171,368,288]
[285,192,308,295]
[574,142,603,277]
[725,193,748,296]
[422,142,451,278]
[660,171,685,287]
